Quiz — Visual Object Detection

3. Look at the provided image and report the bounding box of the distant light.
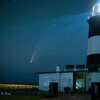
[88,16,90,19]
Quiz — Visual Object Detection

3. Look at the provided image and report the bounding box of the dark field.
[0,95,43,100]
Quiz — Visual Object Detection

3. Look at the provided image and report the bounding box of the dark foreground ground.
[0,95,43,100]
[0,93,91,100]
[47,93,91,100]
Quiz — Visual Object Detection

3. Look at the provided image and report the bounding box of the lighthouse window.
[44,80,50,86]
[44,78,51,87]
[66,65,74,69]
[76,65,85,69]
[98,64,100,68]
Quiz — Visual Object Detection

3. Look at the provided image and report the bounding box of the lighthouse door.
[76,79,84,92]
[75,72,86,92]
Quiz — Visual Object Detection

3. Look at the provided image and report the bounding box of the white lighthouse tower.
[87,0,100,71]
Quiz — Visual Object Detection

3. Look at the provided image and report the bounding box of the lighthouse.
[87,0,100,71]
[37,0,100,93]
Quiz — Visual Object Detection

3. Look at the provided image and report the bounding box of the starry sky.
[0,0,97,84]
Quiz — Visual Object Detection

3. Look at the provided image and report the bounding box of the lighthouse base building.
[37,66,100,92]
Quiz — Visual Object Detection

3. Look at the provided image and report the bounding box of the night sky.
[0,0,97,84]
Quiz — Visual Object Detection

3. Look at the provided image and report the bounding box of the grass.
[0,95,43,100]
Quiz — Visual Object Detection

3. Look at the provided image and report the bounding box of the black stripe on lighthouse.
[88,16,100,38]
[87,54,100,64]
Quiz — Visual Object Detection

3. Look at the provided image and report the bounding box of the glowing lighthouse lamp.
[92,0,100,16]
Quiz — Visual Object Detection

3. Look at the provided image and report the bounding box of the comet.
[30,50,37,64]
[30,55,34,64]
